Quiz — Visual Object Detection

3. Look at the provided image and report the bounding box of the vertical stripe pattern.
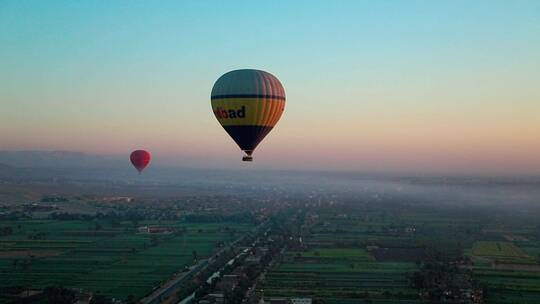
[211,69,286,154]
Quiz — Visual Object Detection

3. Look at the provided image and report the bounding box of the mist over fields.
[1,151,539,211]
[2,151,540,303]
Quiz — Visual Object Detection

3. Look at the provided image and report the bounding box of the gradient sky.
[1,1,539,173]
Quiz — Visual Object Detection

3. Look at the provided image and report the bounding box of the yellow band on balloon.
[211,98,285,127]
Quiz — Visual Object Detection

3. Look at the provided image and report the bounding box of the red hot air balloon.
[130,150,151,173]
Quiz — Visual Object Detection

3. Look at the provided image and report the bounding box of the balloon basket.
[242,156,253,162]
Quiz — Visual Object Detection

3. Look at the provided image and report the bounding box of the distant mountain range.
[0,151,124,169]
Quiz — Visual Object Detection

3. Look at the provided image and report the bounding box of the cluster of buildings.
[137,226,173,234]
[196,244,274,303]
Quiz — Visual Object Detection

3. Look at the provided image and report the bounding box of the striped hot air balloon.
[211,69,286,161]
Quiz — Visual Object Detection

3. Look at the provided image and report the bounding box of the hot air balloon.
[130,150,151,173]
[211,69,286,161]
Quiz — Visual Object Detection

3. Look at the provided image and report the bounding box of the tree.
[0,226,13,236]
[126,294,136,304]
[18,257,34,297]
[94,222,102,231]
[150,236,159,247]
[44,286,76,304]
[90,295,112,304]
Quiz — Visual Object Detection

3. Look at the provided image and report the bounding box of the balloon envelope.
[211,69,286,160]
[130,150,151,173]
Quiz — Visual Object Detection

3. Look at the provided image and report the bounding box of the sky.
[1,0,539,173]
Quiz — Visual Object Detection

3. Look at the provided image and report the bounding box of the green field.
[261,206,540,304]
[0,219,250,302]
[473,241,530,259]
[263,248,420,303]
[262,210,423,303]
[470,240,540,302]
[260,210,438,303]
